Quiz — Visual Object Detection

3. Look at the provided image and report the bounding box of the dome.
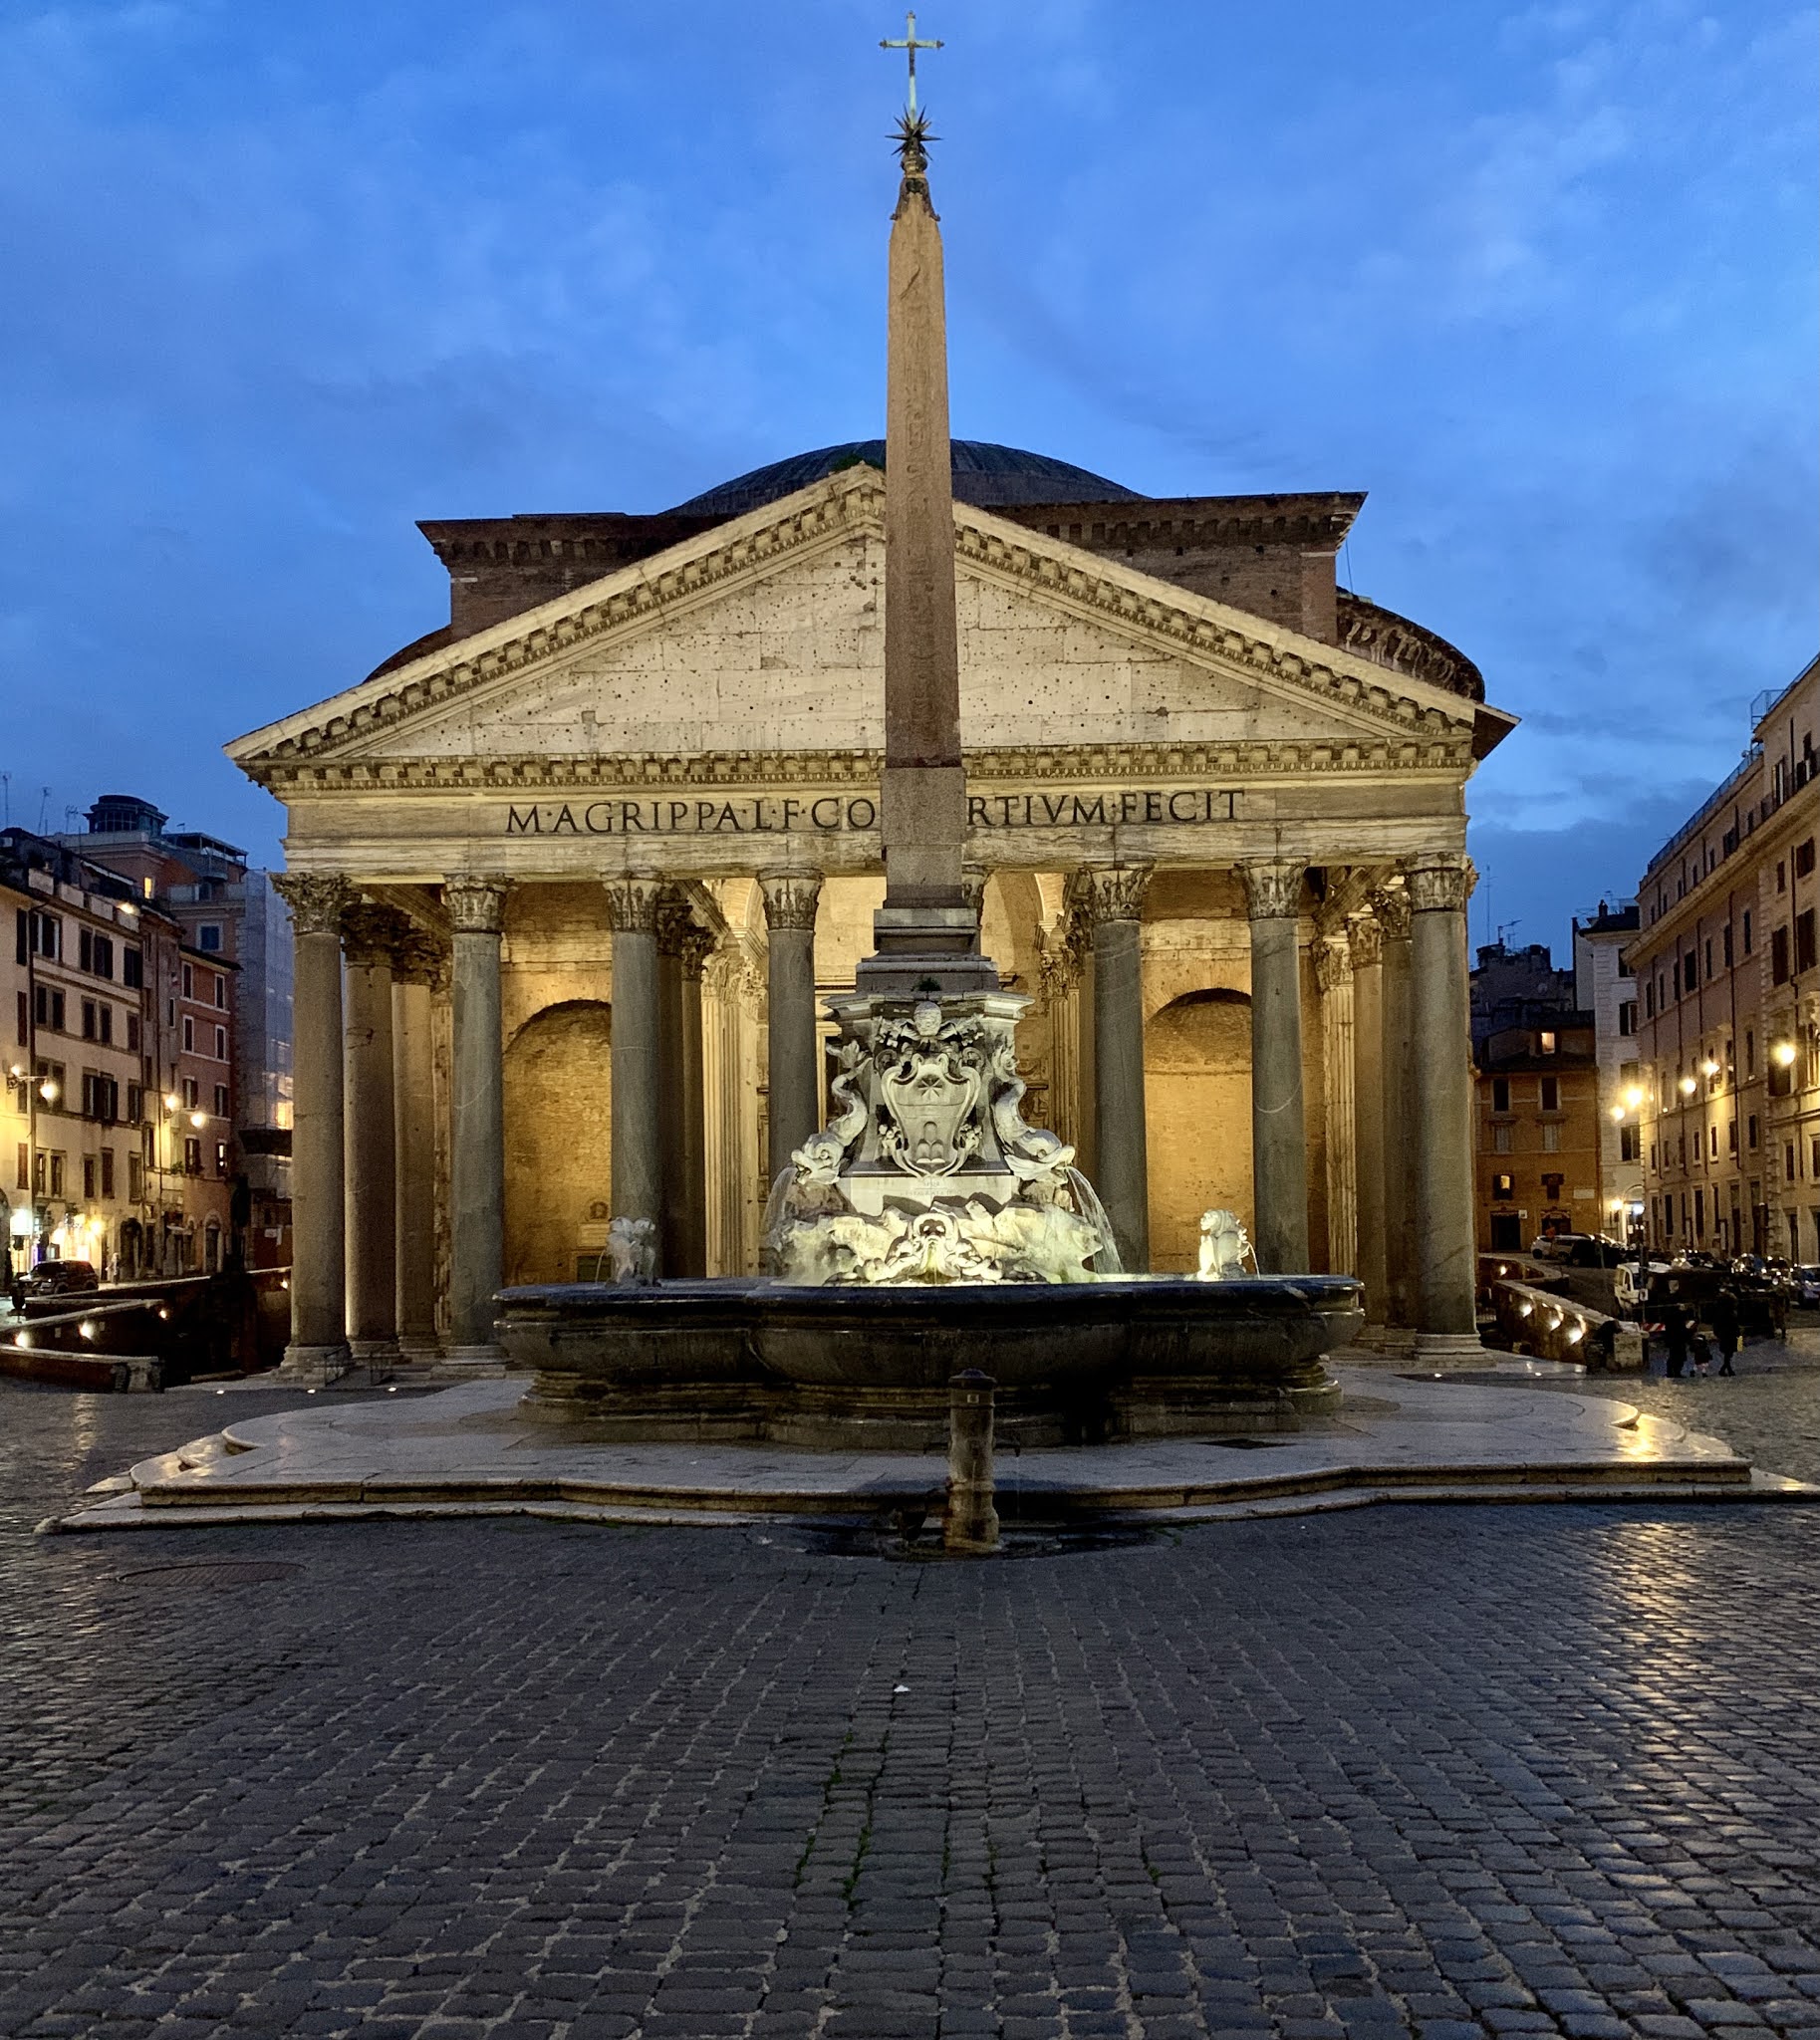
[669,439,1143,518]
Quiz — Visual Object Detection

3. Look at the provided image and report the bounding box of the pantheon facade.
[230,443,1514,1376]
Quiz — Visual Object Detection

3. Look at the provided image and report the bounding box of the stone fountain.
[498,107,1362,1445]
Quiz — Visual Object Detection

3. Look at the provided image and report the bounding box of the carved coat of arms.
[875,1004,984,1177]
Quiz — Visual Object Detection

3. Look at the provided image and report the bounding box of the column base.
[1412,1332,1488,1369]
[390,1338,443,1383]
[348,1338,400,1380]
[1346,1324,1418,1357]
[435,1343,510,1381]
[279,1343,353,1387]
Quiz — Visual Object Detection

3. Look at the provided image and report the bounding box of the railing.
[1645,744,1762,882]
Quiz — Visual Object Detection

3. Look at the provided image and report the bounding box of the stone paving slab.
[46,1368,1816,1534]
[6,1372,1820,2040]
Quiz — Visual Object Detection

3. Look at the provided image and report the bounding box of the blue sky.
[2,0,1814,959]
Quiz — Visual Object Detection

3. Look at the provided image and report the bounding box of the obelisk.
[856,107,997,997]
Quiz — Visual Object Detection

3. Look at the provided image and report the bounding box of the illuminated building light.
[1774,1041,1798,1068]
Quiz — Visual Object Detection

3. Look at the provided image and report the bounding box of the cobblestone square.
[4,1371,1819,2039]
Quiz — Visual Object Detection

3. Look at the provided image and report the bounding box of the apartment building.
[58,795,294,1269]
[3,831,160,1279]
[1573,902,1643,1241]
[1474,1016,1604,1250]
[1630,656,1820,1259]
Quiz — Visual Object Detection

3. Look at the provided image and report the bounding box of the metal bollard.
[944,1369,1000,1555]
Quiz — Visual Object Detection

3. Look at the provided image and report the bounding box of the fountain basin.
[501,1275,1363,1448]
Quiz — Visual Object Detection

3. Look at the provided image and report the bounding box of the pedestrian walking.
[1710,1287,1741,1377]
[1663,1300,1690,1379]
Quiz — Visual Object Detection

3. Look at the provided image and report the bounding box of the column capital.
[444,876,510,934]
[758,868,823,933]
[273,873,355,936]
[391,927,448,988]
[654,892,701,957]
[676,924,718,983]
[604,872,663,932]
[340,901,413,970]
[1314,939,1352,994]
[1038,922,1081,999]
[1080,863,1152,926]
[1238,859,1304,922]
[1347,913,1385,970]
[1368,885,1412,940]
[1404,853,1475,915]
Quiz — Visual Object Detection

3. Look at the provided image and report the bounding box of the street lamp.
[1774,1040,1798,1068]
[1679,1075,1697,1097]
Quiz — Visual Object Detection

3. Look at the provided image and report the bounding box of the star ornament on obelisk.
[858,11,998,997]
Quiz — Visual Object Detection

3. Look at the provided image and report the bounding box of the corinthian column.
[1348,912,1389,1324]
[1240,859,1309,1273]
[272,873,354,1382]
[759,870,823,1181]
[444,877,510,1372]
[676,922,715,1279]
[1373,884,1417,1328]
[1407,853,1480,1348]
[340,902,406,1372]
[391,930,444,1367]
[605,873,664,1249]
[1083,865,1152,1273]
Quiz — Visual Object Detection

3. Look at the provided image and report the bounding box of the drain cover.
[790,1522,1168,1563]
[113,1560,303,1589]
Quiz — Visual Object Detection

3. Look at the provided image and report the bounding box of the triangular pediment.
[229,466,1506,790]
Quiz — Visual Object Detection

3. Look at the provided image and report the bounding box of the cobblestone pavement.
[5,1382,1820,2040]
[1501,1329,1820,1490]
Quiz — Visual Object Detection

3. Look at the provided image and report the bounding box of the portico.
[233,458,1512,1377]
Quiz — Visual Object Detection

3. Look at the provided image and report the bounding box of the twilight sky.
[2,0,1814,960]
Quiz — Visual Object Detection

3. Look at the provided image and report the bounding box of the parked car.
[14,1259,100,1301]
[1531,1233,1627,1268]
[1616,1258,1787,1338]
[1792,1265,1820,1307]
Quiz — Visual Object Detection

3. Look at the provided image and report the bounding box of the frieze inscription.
[503,787,1239,838]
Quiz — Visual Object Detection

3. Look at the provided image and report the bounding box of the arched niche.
[503,999,614,1286]
[1145,986,1254,1274]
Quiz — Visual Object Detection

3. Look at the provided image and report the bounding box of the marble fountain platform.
[49,1362,1816,1535]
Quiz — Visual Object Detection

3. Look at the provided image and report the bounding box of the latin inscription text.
[502,787,1238,837]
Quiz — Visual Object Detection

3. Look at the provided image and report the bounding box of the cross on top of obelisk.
[881,10,942,115]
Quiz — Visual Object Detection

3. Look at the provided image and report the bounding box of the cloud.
[0,0,1811,922]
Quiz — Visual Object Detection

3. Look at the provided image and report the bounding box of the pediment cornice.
[262,736,1467,799]
[228,467,1498,786]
